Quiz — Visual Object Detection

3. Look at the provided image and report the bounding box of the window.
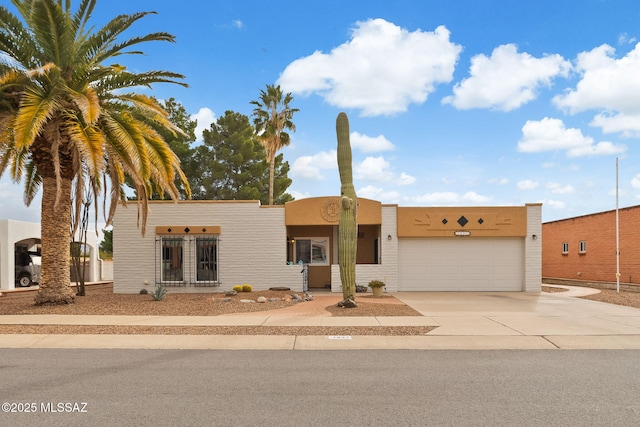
[579,240,587,253]
[196,237,218,282]
[562,242,569,254]
[156,231,220,287]
[161,237,183,282]
[295,238,329,265]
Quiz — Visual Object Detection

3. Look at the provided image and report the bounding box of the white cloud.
[411,191,460,204]
[357,185,400,202]
[0,180,40,222]
[517,180,539,190]
[355,156,393,182]
[397,172,416,186]
[350,132,395,152]
[546,182,575,194]
[409,191,490,205]
[553,43,640,136]
[517,117,626,157]
[278,19,462,116]
[289,190,311,200]
[545,200,566,209]
[290,150,337,179]
[232,20,244,29]
[462,191,492,203]
[442,44,570,111]
[618,33,637,45]
[590,112,640,137]
[488,177,509,185]
[608,187,627,197]
[632,174,640,189]
[190,107,216,142]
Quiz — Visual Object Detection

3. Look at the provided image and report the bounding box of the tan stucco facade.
[285,197,382,226]
[397,206,528,238]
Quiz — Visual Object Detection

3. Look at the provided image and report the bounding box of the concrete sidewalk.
[2,285,640,350]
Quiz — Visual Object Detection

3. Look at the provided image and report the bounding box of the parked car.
[15,250,41,287]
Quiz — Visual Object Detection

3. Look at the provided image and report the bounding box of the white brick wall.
[113,201,303,294]
[524,203,542,292]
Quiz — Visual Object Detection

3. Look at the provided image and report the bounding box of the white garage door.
[398,237,524,291]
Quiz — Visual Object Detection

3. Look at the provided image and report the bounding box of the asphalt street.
[1,349,639,426]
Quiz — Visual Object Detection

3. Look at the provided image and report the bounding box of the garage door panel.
[398,237,523,291]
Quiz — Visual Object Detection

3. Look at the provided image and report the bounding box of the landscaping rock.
[257,296,267,303]
[239,299,255,303]
[337,298,357,308]
[304,292,314,301]
[225,290,237,296]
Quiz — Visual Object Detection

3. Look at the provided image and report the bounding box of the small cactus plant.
[233,285,243,293]
[242,284,252,292]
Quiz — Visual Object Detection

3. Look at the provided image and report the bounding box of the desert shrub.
[242,284,252,292]
[233,285,243,293]
[152,284,168,301]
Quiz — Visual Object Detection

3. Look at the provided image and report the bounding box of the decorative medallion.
[321,198,341,222]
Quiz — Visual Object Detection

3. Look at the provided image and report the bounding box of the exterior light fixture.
[532,234,537,240]
[387,235,392,241]
[454,230,471,236]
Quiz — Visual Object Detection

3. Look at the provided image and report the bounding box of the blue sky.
[2,0,640,225]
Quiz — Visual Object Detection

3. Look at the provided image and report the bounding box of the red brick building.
[542,205,640,285]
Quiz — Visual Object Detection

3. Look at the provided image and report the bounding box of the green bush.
[152,284,168,301]
[368,280,385,288]
[242,284,252,292]
[232,285,243,293]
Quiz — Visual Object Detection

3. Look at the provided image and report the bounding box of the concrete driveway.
[392,288,640,348]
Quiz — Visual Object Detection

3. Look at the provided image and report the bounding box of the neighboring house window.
[562,242,569,254]
[579,240,587,253]
[161,237,183,283]
[196,236,218,282]
[295,238,329,265]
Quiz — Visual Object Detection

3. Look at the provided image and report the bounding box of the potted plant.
[368,279,385,297]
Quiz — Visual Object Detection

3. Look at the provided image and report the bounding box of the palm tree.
[0,0,189,304]
[250,84,298,205]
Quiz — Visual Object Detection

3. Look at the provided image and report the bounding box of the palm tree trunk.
[268,160,275,205]
[34,176,76,305]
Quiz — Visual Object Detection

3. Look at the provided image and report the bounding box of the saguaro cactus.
[336,112,357,307]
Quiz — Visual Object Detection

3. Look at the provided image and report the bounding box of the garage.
[398,237,524,291]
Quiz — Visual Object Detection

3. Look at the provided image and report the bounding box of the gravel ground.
[0,284,429,336]
[1,284,638,336]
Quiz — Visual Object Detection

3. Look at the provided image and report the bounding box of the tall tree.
[0,0,189,304]
[99,229,113,256]
[192,110,293,204]
[158,97,197,199]
[250,84,298,205]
